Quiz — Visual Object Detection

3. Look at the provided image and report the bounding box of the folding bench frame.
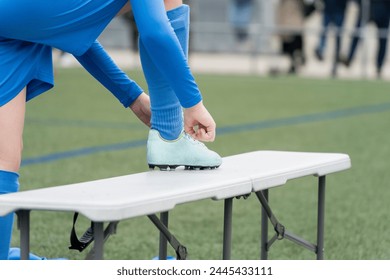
[258,176,326,260]
[15,175,326,260]
[148,175,327,260]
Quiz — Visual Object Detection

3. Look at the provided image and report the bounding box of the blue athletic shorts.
[0,0,127,106]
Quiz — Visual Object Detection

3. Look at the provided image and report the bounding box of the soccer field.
[14,68,390,260]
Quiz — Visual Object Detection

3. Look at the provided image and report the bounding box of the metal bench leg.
[257,177,328,260]
[92,222,104,260]
[17,210,31,260]
[223,198,233,260]
[317,176,326,260]
[159,212,169,260]
[148,214,188,260]
[260,190,269,260]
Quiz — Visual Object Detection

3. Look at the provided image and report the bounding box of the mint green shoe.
[147,129,222,170]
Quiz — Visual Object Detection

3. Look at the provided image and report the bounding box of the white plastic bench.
[0,150,351,260]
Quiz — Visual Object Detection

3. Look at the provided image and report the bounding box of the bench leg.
[92,222,104,260]
[16,210,31,260]
[222,198,233,260]
[257,176,327,260]
[317,176,326,260]
[260,190,269,260]
[148,213,187,260]
[159,212,169,260]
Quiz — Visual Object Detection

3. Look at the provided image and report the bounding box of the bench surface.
[0,151,351,222]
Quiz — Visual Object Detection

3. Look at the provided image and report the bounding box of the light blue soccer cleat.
[147,129,222,170]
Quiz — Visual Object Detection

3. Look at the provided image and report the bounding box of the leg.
[290,35,304,74]
[332,13,346,77]
[164,0,183,11]
[295,34,305,65]
[229,0,253,43]
[134,0,221,169]
[0,88,25,260]
[139,1,188,140]
[17,210,30,260]
[0,88,25,172]
[92,222,104,260]
[316,176,326,260]
[148,214,188,260]
[130,17,139,53]
[316,12,331,60]
[159,212,169,260]
[376,36,387,78]
[132,0,202,112]
[347,14,362,64]
[375,19,389,78]
[283,41,296,74]
[222,198,233,260]
[260,190,269,260]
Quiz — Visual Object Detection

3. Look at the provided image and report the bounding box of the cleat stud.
[169,165,178,171]
[158,165,168,171]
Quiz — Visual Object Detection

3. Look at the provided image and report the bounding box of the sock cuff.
[152,105,183,121]
[166,4,189,19]
[151,105,183,140]
[0,170,19,194]
[167,4,190,58]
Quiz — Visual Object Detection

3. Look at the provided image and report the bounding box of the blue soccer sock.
[0,170,19,260]
[139,5,190,140]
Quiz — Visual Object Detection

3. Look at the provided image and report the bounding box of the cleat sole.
[148,164,220,171]
[149,164,179,171]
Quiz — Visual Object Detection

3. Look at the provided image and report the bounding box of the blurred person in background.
[122,9,139,53]
[276,0,307,74]
[339,0,390,78]
[314,0,348,77]
[229,0,255,51]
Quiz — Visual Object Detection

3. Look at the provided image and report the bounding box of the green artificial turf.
[13,68,390,260]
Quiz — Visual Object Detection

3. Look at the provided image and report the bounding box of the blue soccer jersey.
[0,0,129,106]
[0,0,127,55]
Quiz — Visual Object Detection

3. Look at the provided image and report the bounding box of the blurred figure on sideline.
[314,0,348,77]
[277,0,307,74]
[229,0,255,50]
[122,9,139,52]
[339,0,390,78]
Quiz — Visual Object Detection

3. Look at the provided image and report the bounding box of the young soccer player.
[0,0,221,260]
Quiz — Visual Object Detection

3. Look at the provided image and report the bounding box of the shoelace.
[183,132,206,148]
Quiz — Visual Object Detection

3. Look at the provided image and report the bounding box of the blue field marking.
[22,140,146,166]
[26,118,145,130]
[217,102,390,134]
[21,102,390,166]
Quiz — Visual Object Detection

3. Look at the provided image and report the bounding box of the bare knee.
[0,140,23,172]
[0,87,26,173]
